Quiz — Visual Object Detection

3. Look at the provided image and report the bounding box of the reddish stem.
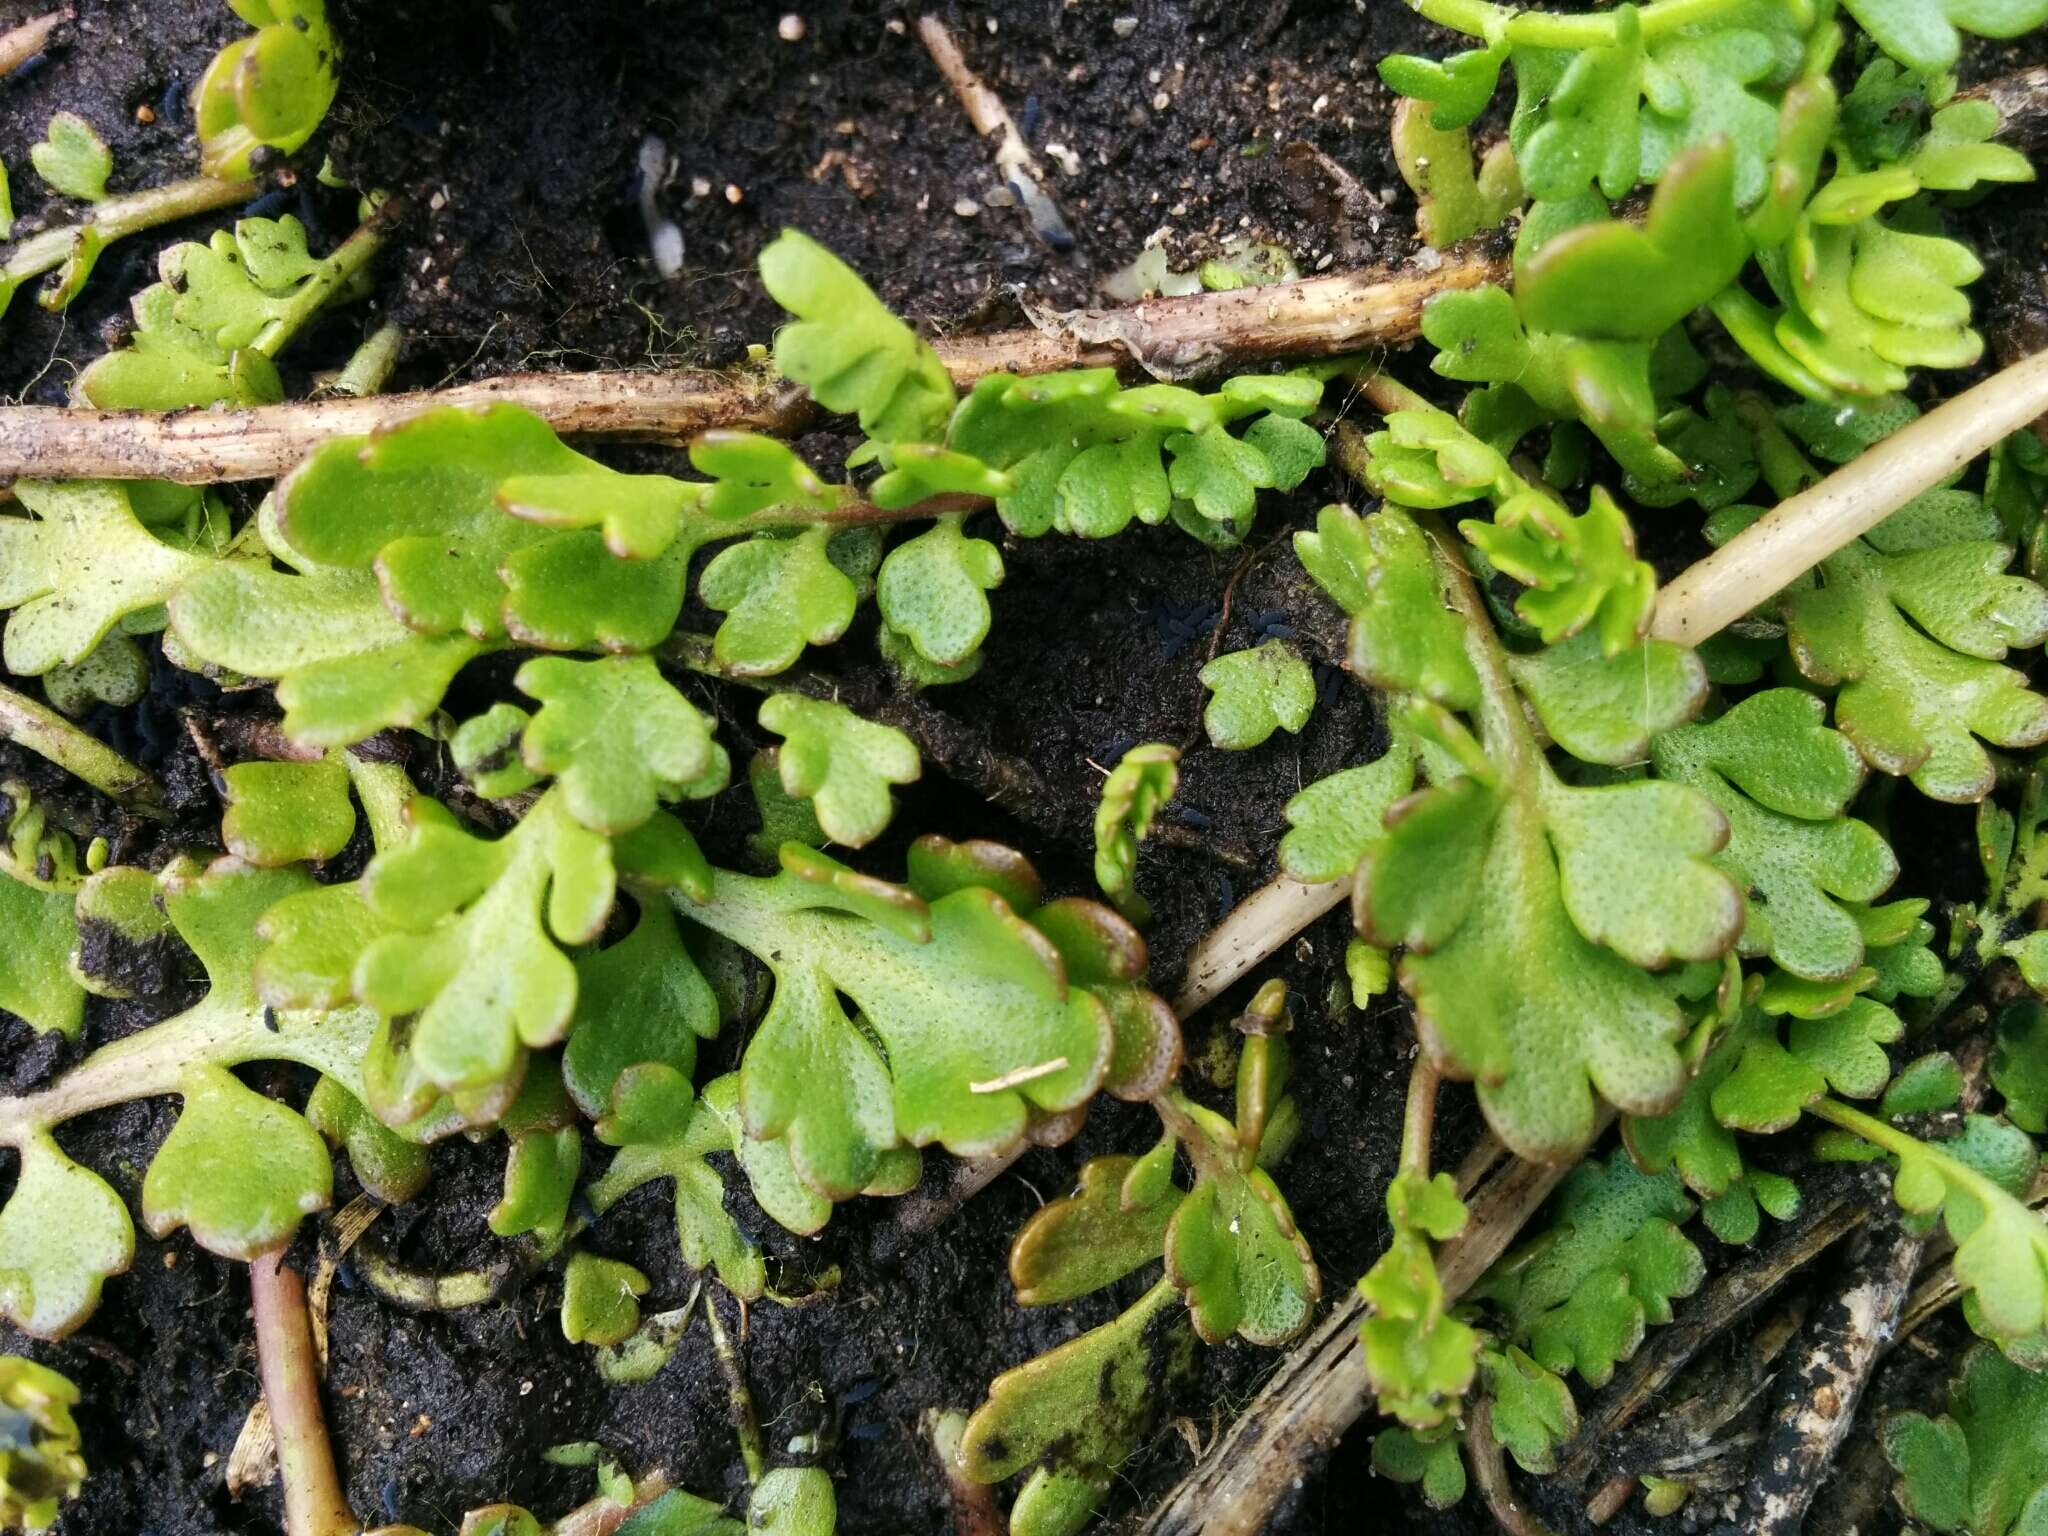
[250,1251,357,1536]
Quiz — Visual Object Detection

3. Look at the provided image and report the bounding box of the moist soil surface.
[0,2,2041,1534]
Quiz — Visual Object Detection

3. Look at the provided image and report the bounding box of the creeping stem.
[703,1293,766,1485]
[1803,1095,2016,1214]
[0,254,1503,482]
[0,1003,374,1148]
[0,681,165,815]
[1,174,258,293]
[323,322,406,399]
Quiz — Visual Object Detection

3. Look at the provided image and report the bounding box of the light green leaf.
[1844,0,2048,73]
[1885,1341,2048,1535]
[221,755,357,867]
[30,113,110,202]
[757,693,919,848]
[1478,1151,1704,1388]
[0,481,209,676]
[875,516,1004,667]
[1092,743,1179,926]
[0,1133,134,1339]
[700,527,858,676]
[1199,640,1315,750]
[759,229,955,445]
[958,1279,1193,1534]
[513,655,716,834]
[141,1065,332,1260]
[1652,689,1897,980]
[1278,740,1416,884]
[560,1252,649,1347]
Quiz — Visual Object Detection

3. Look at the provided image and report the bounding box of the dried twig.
[549,1472,672,1536]
[1651,346,2048,645]
[0,9,66,75]
[0,255,1500,483]
[1962,65,2048,152]
[893,1150,1030,1237]
[0,368,809,484]
[3,174,257,299]
[917,14,1073,249]
[1171,875,1348,1016]
[924,1409,1006,1536]
[1557,1183,1870,1484]
[1742,1214,1923,1536]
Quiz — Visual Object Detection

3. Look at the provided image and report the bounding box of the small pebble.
[134,102,155,124]
[953,197,981,217]
[983,185,1016,208]
[724,183,744,204]
[1112,14,1138,37]
[691,176,713,198]
[777,13,805,41]
[1153,92,1171,111]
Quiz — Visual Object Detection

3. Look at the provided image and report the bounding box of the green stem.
[704,1291,766,1484]
[1412,501,1538,780]
[0,681,165,815]
[0,1000,372,1143]
[251,205,395,358]
[3,174,257,290]
[550,1472,672,1536]
[323,321,405,397]
[1804,1096,2010,1212]
[1410,0,1751,47]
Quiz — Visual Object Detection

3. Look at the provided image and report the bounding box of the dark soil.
[0,2,2043,1535]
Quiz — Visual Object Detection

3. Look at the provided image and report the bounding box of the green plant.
[1304,496,1732,1160]
[11,5,2048,1524]
[959,983,1313,1536]
[1093,743,1179,926]
[0,1358,85,1531]
[1884,1342,2048,1533]
[196,0,340,178]
[0,845,389,1336]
